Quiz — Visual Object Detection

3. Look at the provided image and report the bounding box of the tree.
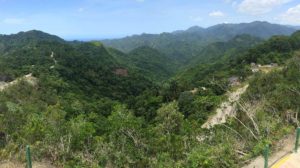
[152,102,185,161]
[106,104,147,167]
[178,91,195,117]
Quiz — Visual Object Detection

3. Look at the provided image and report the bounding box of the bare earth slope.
[201,84,249,129]
[0,74,37,91]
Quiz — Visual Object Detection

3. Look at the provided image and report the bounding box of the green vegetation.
[0,28,300,167]
[127,46,177,81]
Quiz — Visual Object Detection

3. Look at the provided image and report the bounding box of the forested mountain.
[0,27,300,168]
[204,21,296,39]
[187,34,263,66]
[0,30,64,53]
[0,31,154,101]
[102,21,298,64]
[176,32,299,89]
[107,46,177,81]
[127,46,177,81]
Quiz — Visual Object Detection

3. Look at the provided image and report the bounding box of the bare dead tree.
[237,99,260,136]
[287,87,300,96]
[232,115,258,140]
[221,123,244,140]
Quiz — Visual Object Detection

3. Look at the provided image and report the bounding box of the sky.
[0,0,300,40]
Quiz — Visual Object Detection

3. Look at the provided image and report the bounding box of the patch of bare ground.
[201,84,249,129]
[0,73,37,91]
[0,161,56,168]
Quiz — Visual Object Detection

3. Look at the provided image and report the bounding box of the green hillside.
[107,46,178,82]
[0,31,154,102]
[0,28,300,168]
[127,46,177,81]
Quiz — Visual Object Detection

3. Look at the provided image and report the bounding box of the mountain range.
[102,21,298,64]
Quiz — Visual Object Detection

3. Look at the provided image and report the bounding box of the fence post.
[26,145,32,168]
[264,144,269,168]
[295,127,300,153]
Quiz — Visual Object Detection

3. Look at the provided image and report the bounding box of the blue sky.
[0,0,300,40]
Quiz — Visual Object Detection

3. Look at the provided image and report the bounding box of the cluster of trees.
[0,80,195,167]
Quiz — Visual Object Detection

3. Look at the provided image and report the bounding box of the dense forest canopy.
[0,21,300,167]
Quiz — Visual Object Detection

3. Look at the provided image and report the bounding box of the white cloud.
[209,11,225,17]
[2,18,24,25]
[238,0,292,15]
[278,4,300,24]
